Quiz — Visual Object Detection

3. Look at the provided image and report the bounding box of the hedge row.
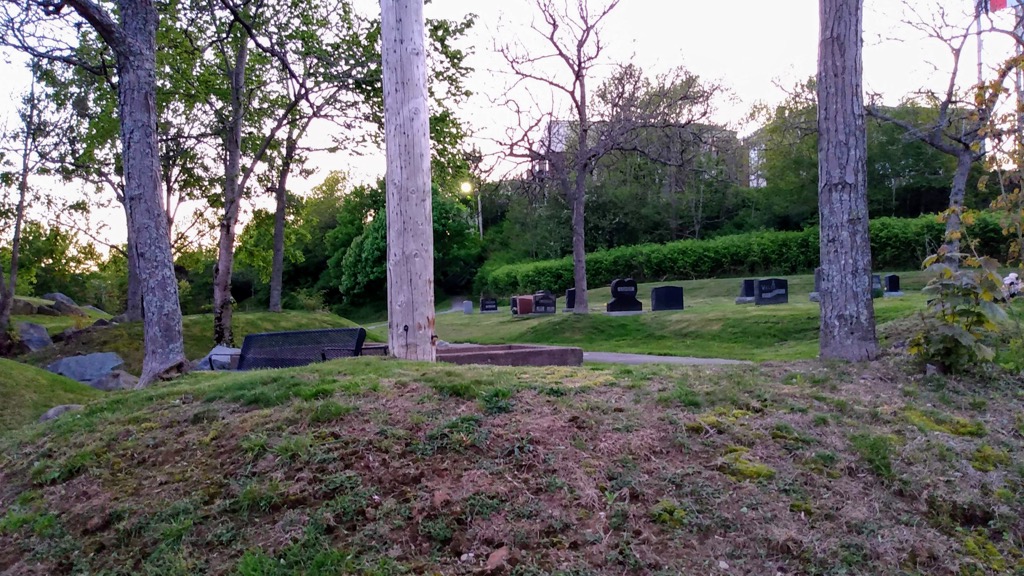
[475,214,1011,297]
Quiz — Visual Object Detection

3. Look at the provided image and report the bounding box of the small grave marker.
[651,286,684,311]
[514,296,534,315]
[606,278,642,314]
[871,274,883,299]
[735,279,756,304]
[809,267,822,302]
[480,297,499,313]
[533,291,557,314]
[754,278,789,305]
[463,300,473,314]
[564,288,576,312]
[883,274,903,297]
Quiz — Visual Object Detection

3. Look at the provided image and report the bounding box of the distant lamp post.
[461,181,483,240]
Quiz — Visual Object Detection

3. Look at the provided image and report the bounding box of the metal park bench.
[236,327,368,371]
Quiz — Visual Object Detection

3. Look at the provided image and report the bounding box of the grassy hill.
[11,296,112,335]
[437,271,932,361]
[0,359,101,433]
[0,357,1021,574]
[20,311,375,375]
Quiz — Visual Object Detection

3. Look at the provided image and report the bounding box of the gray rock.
[193,345,241,371]
[11,298,37,315]
[52,300,87,317]
[17,322,52,351]
[42,292,78,307]
[110,314,128,324]
[90,370,139,391]
[36,305,61,317]
[92,318,111,328]
[39,404,84,423]
[47,352,124,384]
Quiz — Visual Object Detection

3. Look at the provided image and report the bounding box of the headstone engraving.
[533,291,556,314]
[606,278,642,314]
[564,288,576,312]
[883,274,903,297]
[650,286,684,311]
[480,297,499,313]
[735,279,756,304]
[809,267,822,302]
[754,278,789,305]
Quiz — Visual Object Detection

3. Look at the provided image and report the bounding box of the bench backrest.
[236,327,367,371]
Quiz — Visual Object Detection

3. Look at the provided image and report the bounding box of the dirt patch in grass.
[0,357,1022,574]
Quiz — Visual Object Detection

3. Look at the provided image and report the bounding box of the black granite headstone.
[480,297,499,313]
[736,279,757,304]
[533,291,557,314]
[651,286,684,311]
[564,288,576,312]
[754,278,789,305]
[884,274,900,293]
[510,297,518,315]
[606,278,643,313]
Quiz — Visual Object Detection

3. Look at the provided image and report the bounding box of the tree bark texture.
[817,0,878,362]
[213,38,249,345]
[571,76,590,314]
[113,0,188,384]
[381,0,436,362]
[943,151,974,261]
[123,201,144,321]
[268,130,296,313]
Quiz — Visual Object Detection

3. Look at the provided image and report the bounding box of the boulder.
[42,293,78,307]
[193,345,241,371]
[36,305,61,317]
[92,318,111,328]
[11,298,37,315]
[90,370,139,391]
[39,404,84,423]
[110,314,128,324]
[52,300,87,317]
[47,352,124,384]
[17,322,52,351]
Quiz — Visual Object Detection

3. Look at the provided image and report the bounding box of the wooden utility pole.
[380,0,436,361]
[817,0,878,361]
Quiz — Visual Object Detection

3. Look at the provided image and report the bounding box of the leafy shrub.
[475,214,1009,296]
[909,211,1007,374]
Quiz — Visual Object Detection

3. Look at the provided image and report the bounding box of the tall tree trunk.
[381,0,435,362]
[571,171,589,313]
[213,38,249,346]
[817,0,877,362]
[123,201,144,321]
[0,266,10,345]
[269,129,296,313]
[943,151,974,264]
[117,0,188,384]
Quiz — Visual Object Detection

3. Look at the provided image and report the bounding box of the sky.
[0,0,1018,245]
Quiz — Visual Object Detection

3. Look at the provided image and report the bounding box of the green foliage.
[910,213,1008,373]
[849,433,895,480]
[477,215,1004,296]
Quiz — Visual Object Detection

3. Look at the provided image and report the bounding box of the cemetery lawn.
[437,271,932,361]
[1,357,1023,574]
[19,311,376,375]
[0,358,101,432]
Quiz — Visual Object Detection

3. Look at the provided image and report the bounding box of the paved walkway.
[582,351,751,366]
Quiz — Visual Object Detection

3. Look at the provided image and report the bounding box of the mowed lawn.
[436,271,932,361]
